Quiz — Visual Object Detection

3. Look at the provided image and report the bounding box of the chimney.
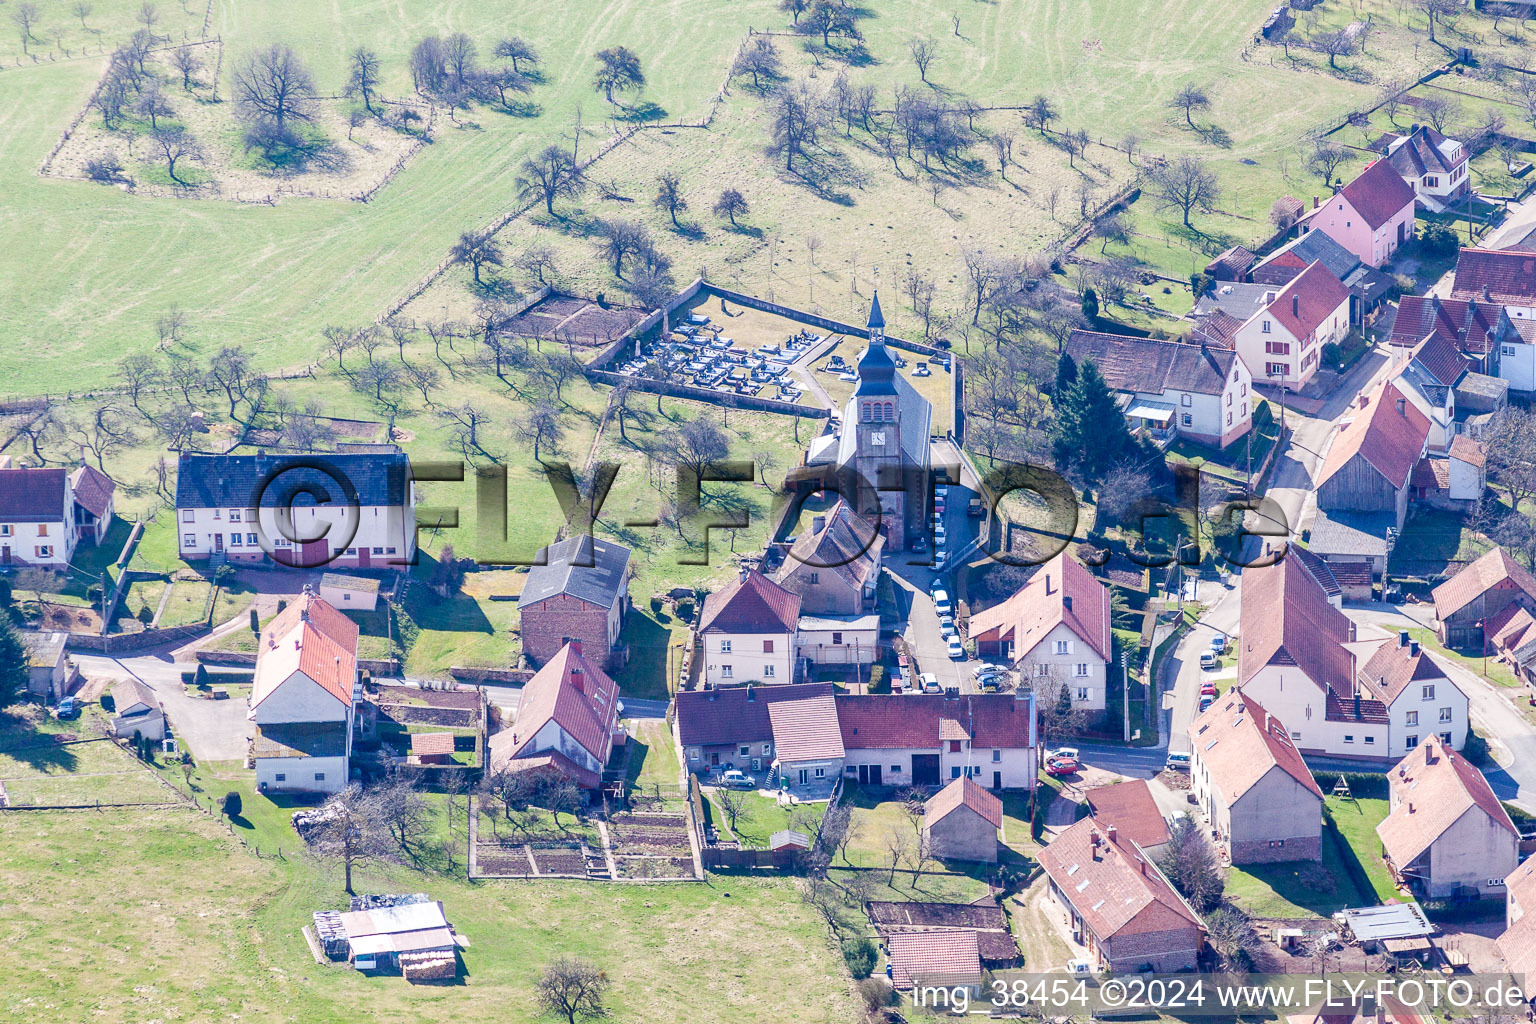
[812,515,826,533]
[1410,640,1419,657]
[1292,294,1299,319]
[746,684,756,702]
[1399,630,1410,648]
[1395,397,1406,416]
[1484,284,1492,302]
[1359,392,1371,409]
[1063,595,1073,612]
[739,566,749,583]
[1353,691,1363,720]
[569,639,583,658]
[1045,573,1053,594]
[1106,824,1117,843]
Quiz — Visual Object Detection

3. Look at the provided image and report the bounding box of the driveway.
[1161,582,1242,756]
[73,651,252,762]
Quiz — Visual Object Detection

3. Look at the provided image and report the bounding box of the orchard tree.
[731,36,780,91]
[593,46,644,105]
[494,36,539,74]
[346,47,382,114]
[152,126,204,187]
[515,145,585,216]
[713,188,749,227]
[451,230,504,285]
[1147,155,1221,228]
[171,45,201,92]
[233,44,318,129]
[653,172,687,227]
[536,957,610,1024]
[1169,83,1210,128]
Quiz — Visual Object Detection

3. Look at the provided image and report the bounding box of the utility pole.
[1122,657,1131,743]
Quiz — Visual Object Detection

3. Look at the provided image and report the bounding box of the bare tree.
[451,230,504,285]
[1487,407,1536,509]
[206,345,254,417]
[731,35,781,91]
[304,785,392,894]
[115,354,162,417]
[152,126,203,187]
[1093,211,1130,253]
[991,129,1016,181]
[1305,140,1351,187]
[516,145,585,217]
[232,44,318,129]
[515,245,560,286]
[155,305,189,349]
[1023,94,1057,134]
[536,957,611,1024]
[171,45,201,92]
[715,786,747,833]
[72,2,93,31]
[653,172,687,228]
[908,36,938,82]
[346,47,382,114]
[1418,93,1461,134]
[516,403,565,462]
[883,827,911,884]
[494,36,539,74]
[713,188,749,227]
[1169,82,1210,127]
[1417,0,1459,41]
[592,45,644,105]
[136,2,158,37]
[1146,155,1222,228]
[1314,29,1356,69]
[770,80,828,172]
[11,4,40,53]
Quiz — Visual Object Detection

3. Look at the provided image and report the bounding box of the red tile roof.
[252,591,359,710]
[968,553,1111,662]
[836,694,1035,751]
[1410,333,1470,387]
[1240,548,1355,694]
[1265,261,1352,341]
[1378,734,1517,868]
[411,732,456,756]
[1038,817,1204,944]
[0,467,69,522]
[1317,381,1430,491]
[1431,546,1536,620]
[885,930,983,989]
[698,570,801,634]
[1387,295,1506,355]
[1337,158,1417,230]
[68,464,115,519]
[1488,601,1536,652]
[499,750,601,790]
[1450,247,1536,306]
[925,776,1003,829]
[765,691,844,762]
[1084,780,1171,849]
[675,682,835,748]
[1449,433,1485,469]
[1498,856,1536,982]
[1356,635,1448,704]
[496,641,619,769]
[1190,690,1323,802]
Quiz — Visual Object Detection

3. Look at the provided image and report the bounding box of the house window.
[1240,383,1247,396]
[1422,684,1436,700]
[1291,731,1302,740]
[763,744,772,755]
[1074,664,1088,677]
[229,510,241,522]
[1426,175,1438,187]
[1182,413,1193,427]
[275,773,286,782]
[0,525,9,537]
[763,640,774,653]
[1439,707,1453,723]
[213,510,220,520]
[1262,320,1272,334]
[1406,711,1418,727]
[1077,687,1089,701]
[764,665,775,678]
[740,745,750,756]
[1055,640,1071,655]
[183,534,195,547]
[992,749,1001,762]
[386,547,397,554]
[831,632,843,645]
[247,533,258,545]
[1364,736,1375,745]
[1504,345,1517,357]
[951,767,962,779]
[721,665,733,678]
[229,534,241,547]
[1441,732,1453,744]
[807,572,819,584]
[1226,393,1232,407]
[1344,735,1354,744]
[181,510,193,523]
[314,773,325,782]
[1265,341,1291,355]
[1405,735,1417,749]
[720,640,732,653]
[1227,412,1233,426]
[35,545,52,558]
[1266,362,1288,377]
[814,767,825,778]
[688,749,699,761]
[1181,394,1192,407]
[948,740,962,753]
[373,547,384,555]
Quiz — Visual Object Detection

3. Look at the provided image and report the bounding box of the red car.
[1200,682,1218,697]
[1045,758,1081,777]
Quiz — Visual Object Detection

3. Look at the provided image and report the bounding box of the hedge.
[180,669,254,685]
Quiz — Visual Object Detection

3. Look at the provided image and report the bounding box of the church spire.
[867,291,886,339]
[854,290,896,397]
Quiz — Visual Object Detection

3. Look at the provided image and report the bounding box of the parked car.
[934,484,948,499]
[1045,758,1081,777]
[1199,680,1218,695]
[933,522,947,544]
[1210,634,1228,654]
[1199,694,1215,712]
[1048,746,1080,764]
[719,770,756,790]
[1199,650,1219,670]
[919,672,941,694]
[938,613,955,632]
[1066,958,1096,975]
[1165,752,1192,772]
[932,589,952,616]
[54,698,80,721]
[972,662,1006,679]
[946,636,965,659]
[967,497,984,518]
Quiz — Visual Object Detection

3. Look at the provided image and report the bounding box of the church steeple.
[854,292,896,397]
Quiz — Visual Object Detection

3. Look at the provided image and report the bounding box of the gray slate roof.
[1306,509,1395,560]
[175,452,411,509]
[520,534,632,609]
[837,352,932,466]
[1266,230,1361,282]
[1066,330,1239,397]
[1193,282,1272,322]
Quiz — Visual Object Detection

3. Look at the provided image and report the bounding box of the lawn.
[625,718,684,794]
[610,607,692,700]
[0,801,860,1024]
[1386,624,1525,690]
[1225,793,1398,918]
[705,788,825,848]
[158,577,213,628]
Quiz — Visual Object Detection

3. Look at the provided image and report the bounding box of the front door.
[1,546,9,564]
[869,765,882,786]
[213,533,224,553]
[797,768,808,786]
[710,752,719,767]
[357,547,370,568]
[992,770,1001,790]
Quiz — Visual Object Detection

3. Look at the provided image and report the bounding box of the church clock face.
[870,430,887,447]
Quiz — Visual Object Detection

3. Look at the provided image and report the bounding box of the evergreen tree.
[0,615,26,707]
[1051,358,1134,479]
[1080,287,1099,322]
[1053,352,1077,396]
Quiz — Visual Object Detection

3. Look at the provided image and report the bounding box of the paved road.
[1161,580,1242,756]
[72,650,252,762]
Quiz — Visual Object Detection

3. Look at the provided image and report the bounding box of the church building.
[832,293,933,551]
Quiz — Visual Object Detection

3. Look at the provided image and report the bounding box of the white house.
[969,553,1111,712]
[698,570,801,687]
[1384,125,1470,214]
[1239,550,1468,760]
[1391,335,1467,453]
[250,590,359,795]
[795,613,879,667]
[1230,261,1352,390]
[176,452,417,569]
[486,640,621,790]
[836,692,1037,792]
[110,679,166,743]
[1064,330,1254,448]
[0,467,76,569]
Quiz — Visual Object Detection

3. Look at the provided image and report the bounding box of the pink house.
[1298,159,1416,269]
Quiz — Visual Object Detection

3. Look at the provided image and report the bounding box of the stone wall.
[1231,834,1321,865]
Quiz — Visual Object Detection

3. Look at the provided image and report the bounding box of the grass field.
[9,0,1530,392]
